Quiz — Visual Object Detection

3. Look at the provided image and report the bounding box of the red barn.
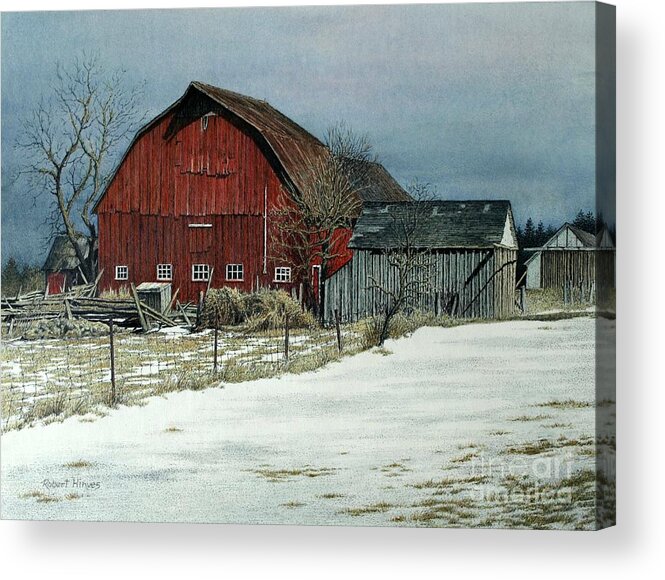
[94,82,409,304]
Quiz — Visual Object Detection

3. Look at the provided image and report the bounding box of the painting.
[0,2,615,530]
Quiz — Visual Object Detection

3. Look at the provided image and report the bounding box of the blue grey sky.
[1,2,603,265]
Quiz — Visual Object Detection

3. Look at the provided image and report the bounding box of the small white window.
[115,265,128,280]
[274,267,292,283]
[226,264,244,281]
[157,264,172,281]
[192,264,210,282]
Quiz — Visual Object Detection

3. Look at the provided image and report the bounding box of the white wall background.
[1,1,662,578]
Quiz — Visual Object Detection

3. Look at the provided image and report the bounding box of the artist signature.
[42,478,101,491]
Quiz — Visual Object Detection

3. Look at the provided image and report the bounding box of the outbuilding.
[324,200,519,323]
[524,223,615,290]
[42,235,96,295]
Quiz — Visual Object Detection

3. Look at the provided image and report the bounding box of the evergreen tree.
[535,221,546,245]
[572,210,596,234]
[523,218,536,248]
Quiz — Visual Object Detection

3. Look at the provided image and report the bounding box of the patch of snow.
[0,317,612,529]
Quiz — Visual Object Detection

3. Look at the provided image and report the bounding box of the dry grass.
[510,414,553,422]
[242,289,315,333]
[341,502,395,516]
[411,475,489,490]
[20,490,60,503]
[252,466,337,482]
[200,287,246,327]
[281,501,306,508]
[503,436,594,456]
[319,492,345,499]
[536,399,594,410]
[64,459,93,468]
[450,451,479,464]
[99,287,132,300]
[525,288,578,314]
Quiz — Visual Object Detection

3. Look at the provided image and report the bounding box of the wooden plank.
[130,283,149,331]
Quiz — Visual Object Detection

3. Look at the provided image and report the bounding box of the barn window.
[226,264,244,281]
[157,264,173,281]
[192,264,210,282]
[274,267,291,283]
[115,265,128,280]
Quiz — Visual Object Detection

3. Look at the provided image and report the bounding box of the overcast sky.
[1,2,606,265]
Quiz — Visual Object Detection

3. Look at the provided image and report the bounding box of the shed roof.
[523,222,615,266]
[567,224,597,247]
[349,200,515,250]
[43,235,91,272]
[94,82,410,212]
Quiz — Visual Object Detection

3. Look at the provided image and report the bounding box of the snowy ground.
[0,316,615,529]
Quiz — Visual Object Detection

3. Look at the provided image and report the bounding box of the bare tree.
[271,122,376,318]
[367,182,435,346]
[16,54,145,283]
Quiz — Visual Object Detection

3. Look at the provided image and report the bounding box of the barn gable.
[524,222,606,268]
[524,222,615,290]
[95,81,410,215]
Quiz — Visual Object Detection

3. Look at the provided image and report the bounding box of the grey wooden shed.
[324,200,519,323]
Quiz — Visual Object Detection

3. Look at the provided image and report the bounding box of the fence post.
[334,308,342,354]
[284,309,290,362]
[109,317,116,406]
[213,323,219,374]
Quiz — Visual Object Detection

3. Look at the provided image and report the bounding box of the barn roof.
[94,82,410,212]
[192,82,411,204]
[567,224,597,247]
[523,222,614,266]
[43,235,91,272]
[349,200,516,250]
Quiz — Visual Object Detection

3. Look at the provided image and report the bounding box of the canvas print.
[0,2,615,529]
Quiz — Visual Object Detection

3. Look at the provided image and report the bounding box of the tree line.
[1,258,44,298]
[516,209,615,251]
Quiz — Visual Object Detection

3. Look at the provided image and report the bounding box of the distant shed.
[324,200,519,323]
[524,223,615,290]
[42,235,96,295]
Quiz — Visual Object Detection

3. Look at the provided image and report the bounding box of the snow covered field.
[0,316,615,529]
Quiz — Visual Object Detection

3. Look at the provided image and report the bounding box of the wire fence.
[1,316,356,432]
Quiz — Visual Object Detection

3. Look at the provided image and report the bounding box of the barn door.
[188,224,213,254]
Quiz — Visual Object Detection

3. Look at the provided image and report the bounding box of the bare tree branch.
[270,122,377,320]
[14,54,146,282]
[366,181,436,346]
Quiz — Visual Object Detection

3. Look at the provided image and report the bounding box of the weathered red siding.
[46,272,66,295]
[98,213,298,300]
[97,94,307,302]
